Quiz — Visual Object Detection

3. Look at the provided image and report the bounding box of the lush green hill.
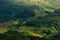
[0,0,60,40]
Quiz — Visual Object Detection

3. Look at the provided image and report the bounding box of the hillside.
[0,0,60,40]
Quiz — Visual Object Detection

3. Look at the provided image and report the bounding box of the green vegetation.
[0,30,60,40]
[0,0,60,40]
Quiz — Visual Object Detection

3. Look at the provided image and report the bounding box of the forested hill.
[0,0,60,40]
[0,0,57,22]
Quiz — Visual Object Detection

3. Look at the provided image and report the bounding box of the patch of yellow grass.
[27,31,46,38]
[0,27,8,33]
